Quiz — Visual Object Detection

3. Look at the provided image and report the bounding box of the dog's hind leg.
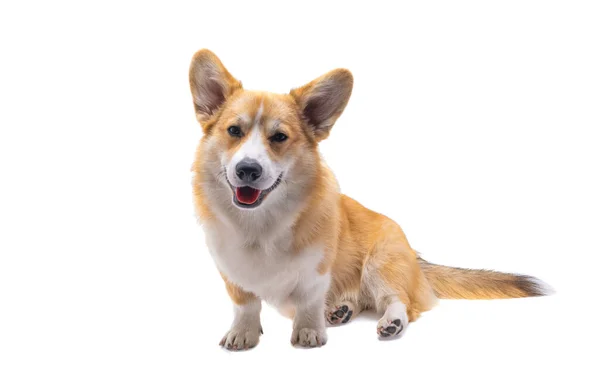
[326,300,360,326]
[375,295,410,339]
[363,229,437,340]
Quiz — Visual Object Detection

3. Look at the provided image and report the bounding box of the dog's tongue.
[235,187,261,205]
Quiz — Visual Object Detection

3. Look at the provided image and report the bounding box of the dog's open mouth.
[227,173,283,209]
[235,187,261,205]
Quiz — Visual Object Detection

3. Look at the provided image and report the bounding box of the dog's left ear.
[290,69,353,141]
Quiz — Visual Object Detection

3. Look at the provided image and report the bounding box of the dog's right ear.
[189,49,242,127]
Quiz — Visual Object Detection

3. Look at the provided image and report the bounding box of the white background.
[1,1,599,381]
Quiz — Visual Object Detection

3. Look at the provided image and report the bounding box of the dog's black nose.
[235,159,263,182]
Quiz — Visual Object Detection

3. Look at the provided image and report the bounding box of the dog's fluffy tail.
[418,257,553,299]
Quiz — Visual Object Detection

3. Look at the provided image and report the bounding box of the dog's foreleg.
[290,276,330,347]
[219,278,263,351]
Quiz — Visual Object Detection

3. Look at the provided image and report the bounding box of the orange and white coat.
[188,49,550,350]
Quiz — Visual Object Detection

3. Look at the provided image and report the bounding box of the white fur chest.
[202,221,326,307]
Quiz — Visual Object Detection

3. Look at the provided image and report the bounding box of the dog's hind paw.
[326,302,356,326]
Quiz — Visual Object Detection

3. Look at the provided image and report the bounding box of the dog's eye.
[270,132,288,143]
[227,126,242,137]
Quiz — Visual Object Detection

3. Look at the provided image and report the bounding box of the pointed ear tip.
[190,49,222,69]
[329,69,354,91]
[192,48,216,60]
[332,68,353,81]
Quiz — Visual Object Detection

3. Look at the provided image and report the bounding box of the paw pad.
[327,305,353,325]
[377,318,404,338]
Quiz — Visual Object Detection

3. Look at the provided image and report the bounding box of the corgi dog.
[188,49,551,350]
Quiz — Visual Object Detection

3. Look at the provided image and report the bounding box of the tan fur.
[418,259,547,299]
[323,195,436,321]
[188,49,551,348]
[221,273,257,305]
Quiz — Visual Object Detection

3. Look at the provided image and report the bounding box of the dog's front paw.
[291,327,327,348]
[219,325,263,351]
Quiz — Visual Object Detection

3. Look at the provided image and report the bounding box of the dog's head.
[189,49,352,210]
